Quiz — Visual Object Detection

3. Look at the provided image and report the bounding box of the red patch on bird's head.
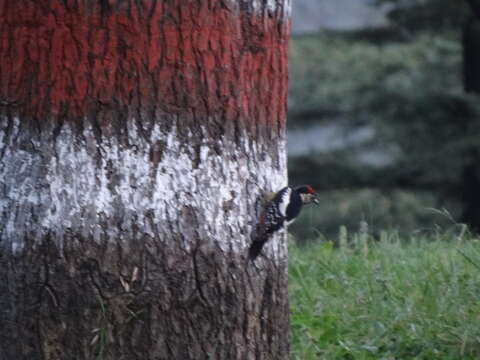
[295,185,316,195]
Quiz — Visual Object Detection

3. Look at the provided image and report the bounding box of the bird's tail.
[248,238,267,261]
[248,204,271,261]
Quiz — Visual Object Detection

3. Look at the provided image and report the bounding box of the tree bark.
[462,1,480,230]
[0,1,291,359]
[460,151,480,232]
[463,15,480,93]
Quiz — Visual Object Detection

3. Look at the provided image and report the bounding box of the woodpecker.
[248,185,319,260]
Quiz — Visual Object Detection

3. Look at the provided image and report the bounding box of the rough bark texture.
[0,1,291,359]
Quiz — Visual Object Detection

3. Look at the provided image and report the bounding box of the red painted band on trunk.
[0,1,290,128]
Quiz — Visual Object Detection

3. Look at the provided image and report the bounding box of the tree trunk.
[0,1,291,359]
[462,2,480,231]
[461,152,480,232]
[463,15,480,93]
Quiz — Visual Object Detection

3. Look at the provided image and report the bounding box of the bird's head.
[295,185,319,205]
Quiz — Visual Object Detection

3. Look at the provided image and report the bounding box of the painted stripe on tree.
[0,116,287,254]
[0,0,290,129]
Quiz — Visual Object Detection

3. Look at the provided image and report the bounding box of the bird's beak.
[313,196,320,205]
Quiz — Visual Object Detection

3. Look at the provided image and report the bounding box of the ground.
[289,232,480,359]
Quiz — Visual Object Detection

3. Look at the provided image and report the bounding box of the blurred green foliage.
[289,189,458,242]
[376,0,470,32]
[287,8,480,237]
[289,31,467,132]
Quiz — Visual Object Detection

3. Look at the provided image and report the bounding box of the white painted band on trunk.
[0,117,287,257]
[244,0,292,17]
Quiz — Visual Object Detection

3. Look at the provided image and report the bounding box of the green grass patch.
[289,235,480,359]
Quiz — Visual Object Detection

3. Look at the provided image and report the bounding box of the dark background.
[288,0,480,242]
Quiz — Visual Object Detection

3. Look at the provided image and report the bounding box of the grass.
[289,232,480,359]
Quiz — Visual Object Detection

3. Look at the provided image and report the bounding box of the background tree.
[0,1,291,359]
[288,0,480,238]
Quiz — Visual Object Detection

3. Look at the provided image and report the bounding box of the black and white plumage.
[248,185,318,260]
